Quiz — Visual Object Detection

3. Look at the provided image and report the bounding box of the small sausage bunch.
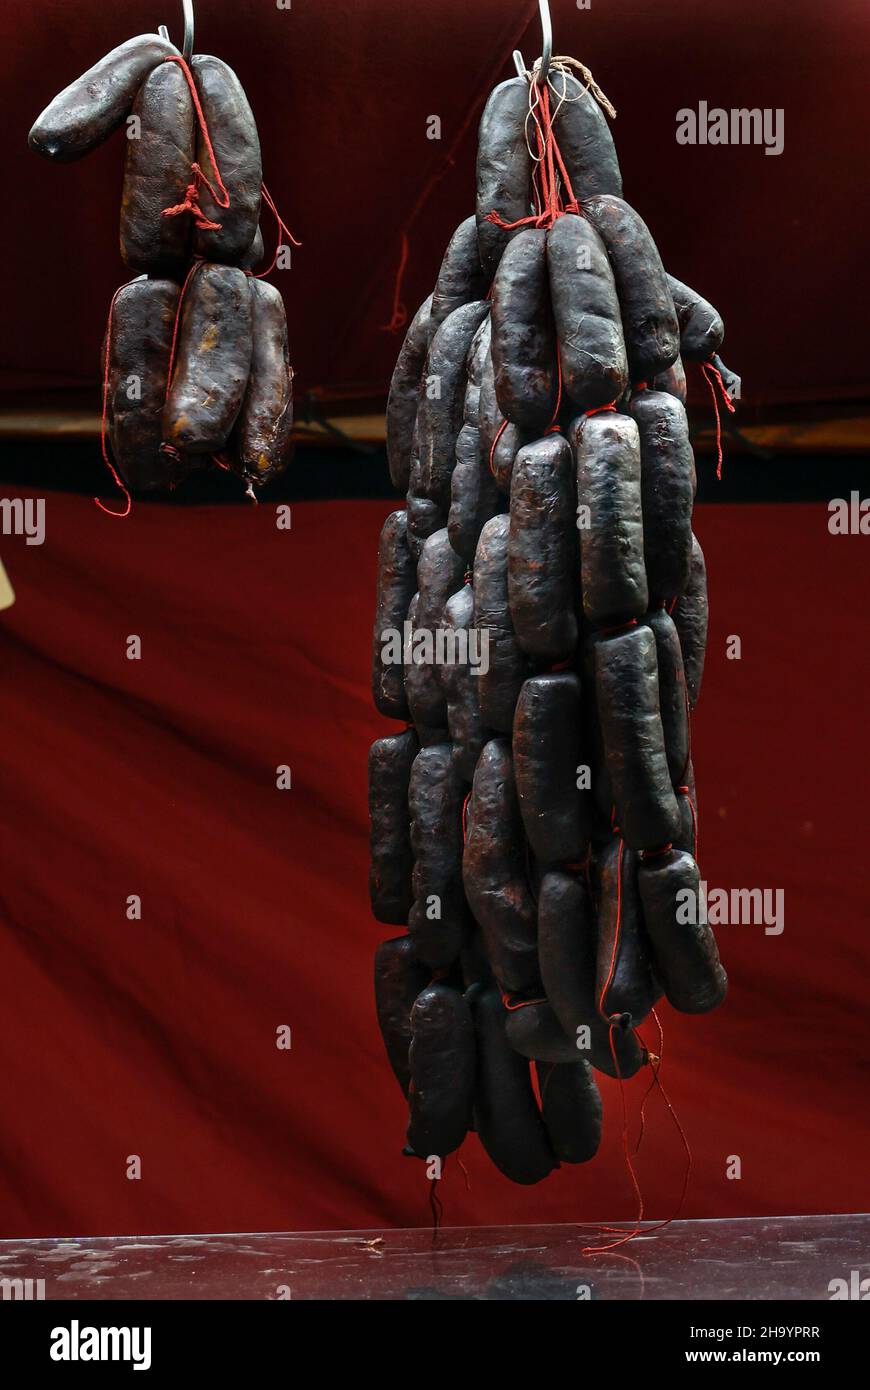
[370,60,738,1187]
[29,33,293,498]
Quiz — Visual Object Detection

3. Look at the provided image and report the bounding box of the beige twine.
[529,54,617,121]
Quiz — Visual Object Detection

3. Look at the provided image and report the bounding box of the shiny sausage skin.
[508,434,579,662]
[373,936,430,1098]
[107,277,188,492]
[430,216,490,332]
[191,55,262,262]
[230,280,293,486]
[468,984,557,1184]
[475,78,533,278]
[637,849,728,1013]
[571,411,648,627]
[547,213,627,412]
[463,739,540,994]
[386,295,433,493]
[513,673,591,866]
[368,728,418,926]
[162,263,253,454]
[490,229,558,431]
[582,195,679,381]
[407,984,476,1158]
[594,624,681,850]
[120,60,194,272]
[630,388,694,603]
[29,35,177,161]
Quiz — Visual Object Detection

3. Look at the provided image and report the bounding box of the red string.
[382,232,410,333]
[163,260,203,404]
[160,55,230,230]
[428,1175,443,1236]
[488,418,508,477]
[585,400,617,416]
[461,790,472,842]
[501,991,547,1011]
[677,784,700,864]
[598,617,637,638]
[700,360,736,480]
[456,1157,472,1193]
[96,282,136,517]
[255,182,302,278]
[598,838,625,1024]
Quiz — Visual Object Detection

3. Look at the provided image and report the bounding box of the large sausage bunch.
[29,33,293,499]
[371,64,736,1186]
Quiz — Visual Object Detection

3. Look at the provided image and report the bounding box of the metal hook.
[512,1,552,85]
[158,0,194,61]
[537,0,552,85]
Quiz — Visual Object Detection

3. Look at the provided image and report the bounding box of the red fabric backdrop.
[5,0,870,406]
[0,490,868,1237]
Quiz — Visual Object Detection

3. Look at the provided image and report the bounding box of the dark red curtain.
[0,490,867,1236]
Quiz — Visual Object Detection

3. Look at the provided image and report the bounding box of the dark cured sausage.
[673,534,709,709]
[536,870,644,1078]
[430,216,491,332]
[120,60,194,272]
[550,69,622,201]
[408,743,468,969]
[368,728,418,925]
[239,225,264,271]
[439,584,490,784]
[630,388,694,602]
[403,593,448,741]
[653,355,688,405]
[475,78,533,278]
[582,195,679,381]
[594,625,681,850]
[508,434,578,661]
[468,984,556,1184]
[571,411,648,627]
[406,458,447,562]
[449,423,505,566]
[462,739,540,993]
[595,837,660,1024]
[667,274,725,362]
[547,212,627,412]
[478,351,530,495]
[448,321,505,564]
[647,607,690,787]
[191,55,262,262]
[637,849,728,1013]
[372,511,416,720]
[473,515,527,734]
[231,280,293,486]
[107,277,186,492]
[386,294,432,493]
[417,301,490,507]
[513,673,591,865]
[491,229,558,431]
[407,984,476,1158]
[29,34,177,161]
[504,999,580,1064]
[415,527,465,648]
[536,1058,603,1164]
[373,936,430,1098]
[162,263,253,453]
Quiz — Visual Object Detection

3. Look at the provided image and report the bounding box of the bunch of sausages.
[371,66,735,1185]
[29,33,293,496]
